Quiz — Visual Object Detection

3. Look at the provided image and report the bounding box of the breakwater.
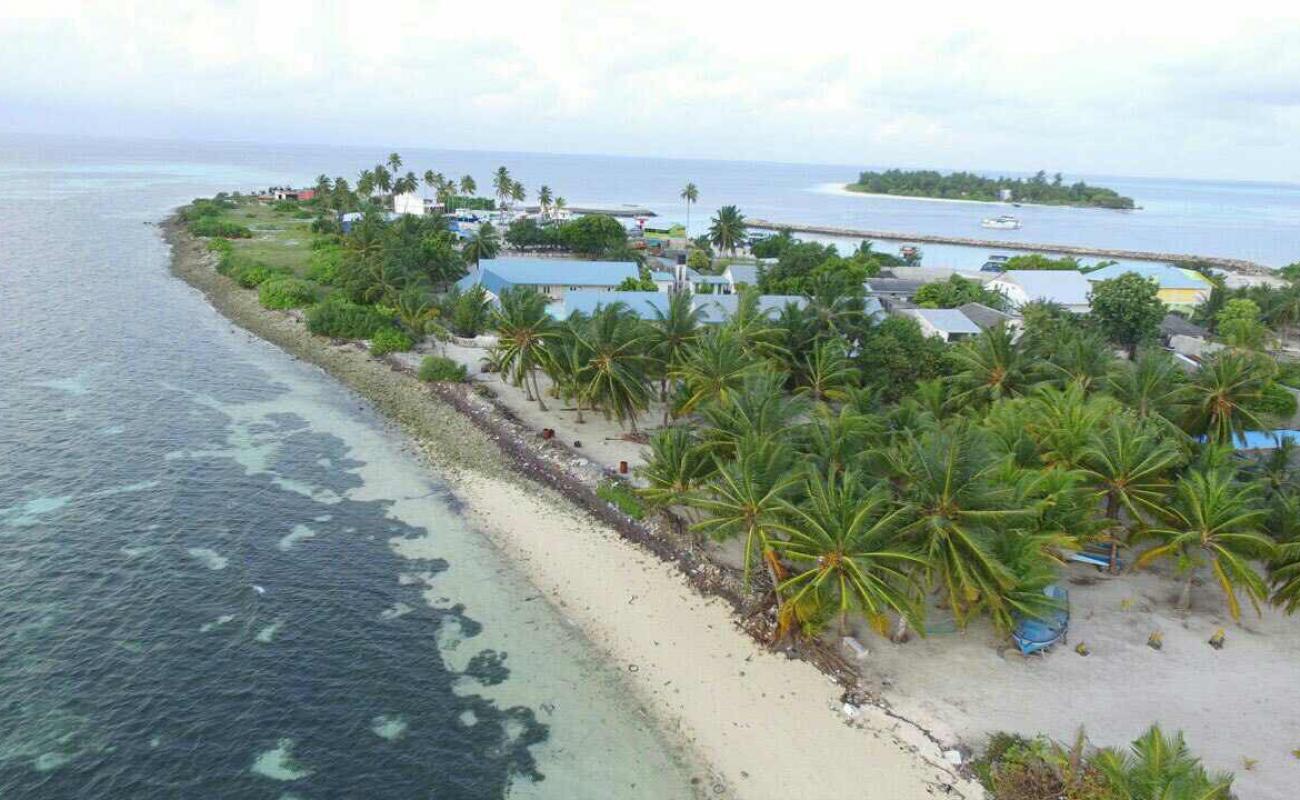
[748,219,1273,275]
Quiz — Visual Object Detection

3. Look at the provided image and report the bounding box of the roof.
[559,291,670,319]
[1086,263,1211,289]
[725,264,760,286]
[643,220,684,233]
[696,294,806,324]
[693,274,730,285]
[649,271,675,282]
[1160,313,1209,339]
[909,308,981,335]
[991,270,1091,306]
[468,258,640,289]
[865,278,926,295]
[958,302,1017,330]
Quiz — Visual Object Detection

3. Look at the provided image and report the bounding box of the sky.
[3,1,1300,181]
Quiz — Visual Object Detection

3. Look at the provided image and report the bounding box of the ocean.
[1,132,1298,798]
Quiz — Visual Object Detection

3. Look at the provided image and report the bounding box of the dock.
[527,204,656,218]
[747,219,1271,275]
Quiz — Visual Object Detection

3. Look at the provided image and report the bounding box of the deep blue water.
[0,136,697,797]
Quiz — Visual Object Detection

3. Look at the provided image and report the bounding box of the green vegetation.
[369,327,414,356]
[1001,253,1083,271]
[306,297,394,339]
[258,277,317,309]
[915,275,1009,310]
[847,169,1136,209]
[1089,272,1166,358]
[976,726,1232,800]
[418,355,469,383]
[597,480,646,520]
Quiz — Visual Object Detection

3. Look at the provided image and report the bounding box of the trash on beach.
[840,636,869,660]
[943,750,963,766]
[841,702,860,718]
[1147,630,1164,650]
[573,440,582,448]
[1074,642,1090,656]
[1209,629,1225,649]
[541,428,554,439]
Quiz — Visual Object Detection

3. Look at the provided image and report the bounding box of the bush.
[305,244,344,285]
[1251,382,1299,418]
[418,355,469,383]
[258,277,317,309]
[272,200,299,213]
[597,481,645,520]
[233,262,290,288]
[306,298,393,339]
[188,215,252,239]
[1277,359,1300,390]
[206,238,233,255]
[369,327,414,356]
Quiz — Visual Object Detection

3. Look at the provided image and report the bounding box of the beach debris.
[1147,630,1164,650]
[1242,757,1258,770]
[541,428,554,440]
[840,636,869,660]
[943,749,963,766]
[841,702,861,719]
[1120,597,1135,611]
[1209,628,1226,649]
[1074,642,1090,656]
[1291,748,1300,759]
[627,663,639,673]
[573,440,582,448]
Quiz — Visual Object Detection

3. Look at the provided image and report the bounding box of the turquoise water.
[0,139,700,797]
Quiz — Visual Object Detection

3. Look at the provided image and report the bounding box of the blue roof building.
[456,257,640,301]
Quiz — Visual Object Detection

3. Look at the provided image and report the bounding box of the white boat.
[981,214,1021,230]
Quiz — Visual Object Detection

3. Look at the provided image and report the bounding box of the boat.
[1011,585,1069,656]
[980,254,1011,272]
[981,214,1021,230]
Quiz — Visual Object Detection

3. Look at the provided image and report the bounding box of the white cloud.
[3,0,1300,179]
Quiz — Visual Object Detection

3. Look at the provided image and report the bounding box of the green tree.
[575,305,652,430]
[537,184,553,216]
[1134,469,1276,618]
[561,214,627,256]
[636,426,714,512]
[793,338,857,402]
[1091,725,1234,799]
[708,205,748,256]
[644,291,703,407]
[1186,351,1269,446]
[948,324,1033,409]
[1216,297,1269,349]
[773,468,925,637]
[680,182,699,237]
[1089,272,1165,358]
[490,287,562,408]
[492,166,512,209]
[670,329,756,416]
[463,222,500,266]
[1105,349,1193,432]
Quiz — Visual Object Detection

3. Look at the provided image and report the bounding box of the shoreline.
[833,182,1136,211]
[162,216,984,799]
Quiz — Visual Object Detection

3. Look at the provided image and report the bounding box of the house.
[270,187,314,201]
[1159,314,1220,359]
[958,302,1022,333]
[723,264,760,293]
[986,270,1091,313]
[864,278,926,303]
[641,220,688,251]
[456,258,640,302]
[393,191,442,217]
[1085,263,1212,309]
[901,308,982,342]
[557,291,805,324]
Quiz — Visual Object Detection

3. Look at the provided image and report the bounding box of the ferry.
[981,214,1021,230]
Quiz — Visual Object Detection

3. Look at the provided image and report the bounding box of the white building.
[393,191,441,217]
[901,308,982,342]
[986,270,1092,313]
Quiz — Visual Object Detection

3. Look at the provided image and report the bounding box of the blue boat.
[1011,585,1069,656]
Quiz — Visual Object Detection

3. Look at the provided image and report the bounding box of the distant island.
[845,168,1136,209]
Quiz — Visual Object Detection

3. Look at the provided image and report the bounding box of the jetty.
[748,219,1272,275]
[525,203,656,218]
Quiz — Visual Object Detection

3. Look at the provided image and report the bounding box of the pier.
[747,219,1272,275]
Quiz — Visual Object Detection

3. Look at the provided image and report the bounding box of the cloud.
[2,0,1300,179]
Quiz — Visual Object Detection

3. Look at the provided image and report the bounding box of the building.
[986,270,1092,313]
[456,258,641,302]
[557,291,805,324]
[270,187,314,201]
[863,278,927,303]
[723,264,760,293]
[958,302,1022,333]
[1084,263,1212,309]
[901,308,982,342]
[641,220,688,251]
[393,191,443,217]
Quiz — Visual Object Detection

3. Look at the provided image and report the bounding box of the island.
[845,168,1136,209]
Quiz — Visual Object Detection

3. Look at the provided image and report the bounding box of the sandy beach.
[165,219,982,799]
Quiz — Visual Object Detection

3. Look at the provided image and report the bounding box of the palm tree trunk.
[1179,572,1195,612]
[890,615,910,643]
[1106,492,1121,574]
[531,369,548,411]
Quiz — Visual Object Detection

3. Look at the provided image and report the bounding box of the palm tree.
[387,152,403,177]
[708,205,747,256]
[1091,725,1234,799]
[803,403,881,476]
[1105,349,1193,432]
[696,373,807,459]
[670,329,755,416]
[644,291,703,411]
[459,174,476,197]
[492,166,512,209]
[1185,351,1270,446]
[1133,468,1276,618]
[637,426,714,512]
[463,222,500,266]
[1269,493,1300,613]
[575,305,653,430]
[1021,384,1118,471]
[314,174,332,196]
[423,169,438,190]
[537,185,553,217]
[490,287,561,408]
[1078,416,1183,572]
[948,323,1032,409]
[690,438,799,600]
[510,180,526,209]
[372,164,393,198]
[793,338,857,403]
[680,182,699,237]
[356,169,375,199]
[891,427,1037,629]
[773,467,925,637]
[554,197,567,215]
[1037,327,1114,393]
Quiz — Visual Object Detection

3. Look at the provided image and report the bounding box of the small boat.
[981,214,1021,230]
[980,254,1011,272]
[1011,585,1069,656]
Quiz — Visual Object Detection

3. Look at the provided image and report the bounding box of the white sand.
[857,565,1300,799]
[442,470,982,800]
[812,182,1014,207]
